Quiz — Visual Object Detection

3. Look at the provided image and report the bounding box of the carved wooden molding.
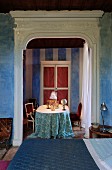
[10,10,104,18]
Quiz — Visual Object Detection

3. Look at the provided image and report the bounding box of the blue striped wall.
[58,48,66,60]
[45,48,53,60]
[71,48,79,112]
[23,48,79,112]
[32,49,40,104]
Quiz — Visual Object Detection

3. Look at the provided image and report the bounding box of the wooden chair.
[70,103,82,129]
[25,103,35,132]
[28,98,39,110]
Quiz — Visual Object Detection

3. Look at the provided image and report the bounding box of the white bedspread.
[84,138,112,170]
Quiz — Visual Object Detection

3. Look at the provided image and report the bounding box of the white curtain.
[81,42,92,138]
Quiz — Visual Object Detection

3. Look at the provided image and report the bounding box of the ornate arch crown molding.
[10,10,104,19]
[10,10,104,48]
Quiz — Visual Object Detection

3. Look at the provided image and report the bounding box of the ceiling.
[1,0,112,49]
[1,0,112,13]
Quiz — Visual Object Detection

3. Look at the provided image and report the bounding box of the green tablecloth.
[29,105,74,139]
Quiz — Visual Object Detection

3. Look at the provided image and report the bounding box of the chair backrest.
[28,98,38,109]
[25,103,34,114]
[76,103,82,117]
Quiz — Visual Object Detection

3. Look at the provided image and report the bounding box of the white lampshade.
[50,91,57,100]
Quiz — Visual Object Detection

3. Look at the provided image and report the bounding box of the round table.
[89,125,112,138]
[30,105,74,139]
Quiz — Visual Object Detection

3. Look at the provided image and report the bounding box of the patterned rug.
[0,160,10,170]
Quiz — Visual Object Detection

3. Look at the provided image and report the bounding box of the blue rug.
[7,139,99,170]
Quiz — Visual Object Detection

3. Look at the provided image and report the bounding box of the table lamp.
[50,91,57,100]
[100,102,108,132]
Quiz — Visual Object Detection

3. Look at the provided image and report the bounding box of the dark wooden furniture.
[28,98,39,110]
[25,103,35,132]
[70,103,82,129]
[89,125,112,138]
[0,118,13,149]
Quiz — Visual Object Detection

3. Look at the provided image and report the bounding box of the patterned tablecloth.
[29,105,74,139]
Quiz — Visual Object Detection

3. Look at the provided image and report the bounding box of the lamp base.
[100,128,107,133]
[62,109,66,111]
[62,105,66,110]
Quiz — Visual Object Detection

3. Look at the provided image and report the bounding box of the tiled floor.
[1,125,85,160]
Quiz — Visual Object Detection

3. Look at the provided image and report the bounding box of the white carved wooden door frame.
[10,10,104,146]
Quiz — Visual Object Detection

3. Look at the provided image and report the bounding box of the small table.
[30,105,74,139]
[89,125,112,138]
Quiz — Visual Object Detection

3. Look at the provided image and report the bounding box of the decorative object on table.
[100,102,108,132]
[51,104,55,111]
[49,99,56,106]
[49,91,57,110]
[50,91,57,100]
[91,123,99,129]
[46,91,59,110]
[46,100,59,110]
[55,100,59,109]
[61,99,67,110]
[46,100,50,109]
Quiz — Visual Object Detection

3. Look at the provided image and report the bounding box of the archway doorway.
[23,37,91,139]
[11,10,103,146]
[23,38,85,107]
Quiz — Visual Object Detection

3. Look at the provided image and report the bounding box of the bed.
[7,138,112,170]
